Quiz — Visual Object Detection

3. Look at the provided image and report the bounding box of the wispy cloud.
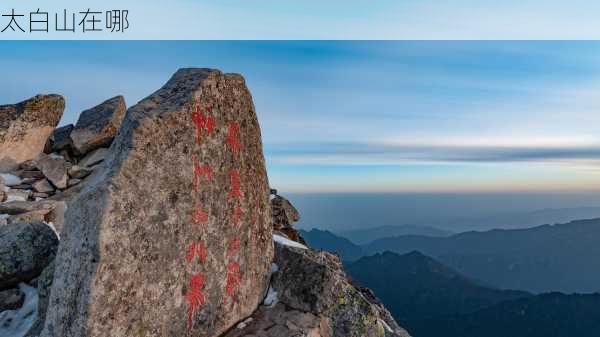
[267,141,600,167]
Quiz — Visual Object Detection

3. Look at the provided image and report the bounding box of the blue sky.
[1,41,600,193]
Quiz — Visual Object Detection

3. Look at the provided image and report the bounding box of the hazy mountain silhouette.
[337,225,452,245]
[345,251,531,322]
[299,228,364,261]
[363,218,600,293]
[346,251,600,337]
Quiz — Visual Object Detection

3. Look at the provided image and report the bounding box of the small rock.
[35,153,68,189]
[67,178,81,187]
[0,191,5,203]
[50,124,74,153]
[58,149,75,164]
[32,192,50,199]
[0,221,59,289]
[0,288,24,311]
[0,200,58,215]
[70,96,126,155]
[10,183,33,190]
[19,161,38,171]
[67,165,92,179]
[77,147,108,168]
[17,170,45,179]
[8,210,50,224]
[33,179,55,193]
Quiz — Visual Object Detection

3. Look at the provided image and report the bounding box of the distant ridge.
[346,251,531,323]
[346,250,600,337]
[363,218,600,293]
[299,228,364,261]
[338,224,453,244]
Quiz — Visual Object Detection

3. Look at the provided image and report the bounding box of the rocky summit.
[0,68,409,337]
[0,95,65,172]
[41,68,273,337]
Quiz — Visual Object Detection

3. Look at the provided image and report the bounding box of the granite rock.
[70,96,127,155]
[42,68,273,337]
[0,221,59,290]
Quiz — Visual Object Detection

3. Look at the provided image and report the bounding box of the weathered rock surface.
[70,96,127,155]
[68,165,93,179]
[78,147,108,168]
[0,221,59,290]
[0,200,58,215]
[0,95,65,172]
[272,194,300,229]
[42,68,273,337]
[0,288,24,312]
[49,124,74,153]
[35,154,69,189]
[232,242,411,337]
[271,191,306,245]
[225,302,332,337]
[33,179,54,193]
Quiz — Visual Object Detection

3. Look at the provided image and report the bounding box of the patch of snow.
[49,153,64,160]
[0,174,22,187]
[44,221,60,240]
[273,234,308,250]
[270,263,279,273]
[263,285,278,307]
[378,319,393,333]
[269,194,276,201]
[0,283,38,337]
[0,214,8,220]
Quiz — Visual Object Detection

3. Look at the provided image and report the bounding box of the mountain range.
[345,250,600,337]
[302,218,600,293]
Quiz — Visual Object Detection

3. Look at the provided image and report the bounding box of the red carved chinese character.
[226,122,242,154]
[190,202,209,224]
[191,104,215,145]
[186,241,207,265]
[227,170,243,201]
[185,272,206,329]
[193,156,212,193]
[225,262,241,300]
[227,238,241,258]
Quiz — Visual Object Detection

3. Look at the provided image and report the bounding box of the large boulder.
[0,221,59,290]
[70,95,127,155]
[0,95,65,172]
[42,68,273,337]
